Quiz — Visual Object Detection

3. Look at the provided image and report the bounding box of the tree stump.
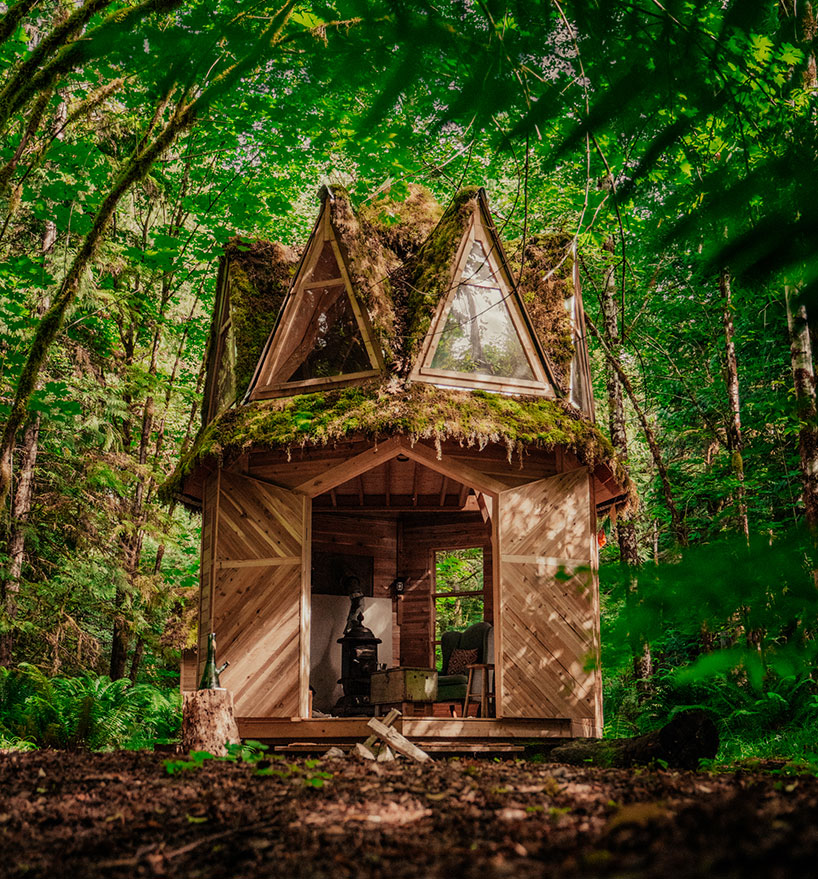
[182,689,240,756]
[548,710,719,770]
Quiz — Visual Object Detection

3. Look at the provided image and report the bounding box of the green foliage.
[601,529,818,765]
[164,741,333,787]
[0,664,181,750]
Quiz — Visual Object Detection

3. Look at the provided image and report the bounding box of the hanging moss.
[162,379,631,504]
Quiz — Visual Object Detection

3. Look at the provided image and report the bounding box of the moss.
[359,184,444,263]
[162,379,631,503]
[511,234,576,393]
[224,238,299,396]
[325,186,398,366]
[395,188,479,369]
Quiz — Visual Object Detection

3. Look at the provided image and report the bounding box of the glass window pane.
[430,283,535,380]
[463,241,494,284]
[273,284,372,383]
[435,548,483,594]
[304,240,340,283]
[435,594,484,643]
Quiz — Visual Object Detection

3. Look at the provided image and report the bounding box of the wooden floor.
[236,715,573,744]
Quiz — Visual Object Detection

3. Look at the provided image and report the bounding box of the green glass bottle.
[198,632,229,689]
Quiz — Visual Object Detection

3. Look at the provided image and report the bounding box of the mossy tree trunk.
[600,242,651,692]
[721,268,750,540]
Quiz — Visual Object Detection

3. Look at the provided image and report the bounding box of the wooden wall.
[199,469,308,718]
[312,512,399,665]
[497,467,601,732]
[398,512,493,669]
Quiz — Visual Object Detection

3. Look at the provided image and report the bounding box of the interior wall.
[312,512,400,665]
[398,511,493,669]
[309,595,393,713]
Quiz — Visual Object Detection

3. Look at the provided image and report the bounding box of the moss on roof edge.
[161,381,634,507]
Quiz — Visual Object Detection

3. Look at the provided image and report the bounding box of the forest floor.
[2,749,817,879]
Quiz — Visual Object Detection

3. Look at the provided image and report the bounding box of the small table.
[370,666,438,717]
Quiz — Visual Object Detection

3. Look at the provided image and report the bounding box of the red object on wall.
[597,529,607,548]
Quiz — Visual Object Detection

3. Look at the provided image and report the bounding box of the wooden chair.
[463,663,495,717]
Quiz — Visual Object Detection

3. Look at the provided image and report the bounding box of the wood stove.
[333,589,381,716]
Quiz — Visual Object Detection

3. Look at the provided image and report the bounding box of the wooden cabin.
[165,185,629,745]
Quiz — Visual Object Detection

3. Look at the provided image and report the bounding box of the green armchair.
[436,621,493,703]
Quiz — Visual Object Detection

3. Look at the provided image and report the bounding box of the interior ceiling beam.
[458,483,469,508]
[385,459,391,507]
[293,436,505,498]
[357,475,364,506]
[439,476,448,506]
[411,461,419,507]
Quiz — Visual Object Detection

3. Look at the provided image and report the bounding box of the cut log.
[182,689,240,756]
[548,710,718,770]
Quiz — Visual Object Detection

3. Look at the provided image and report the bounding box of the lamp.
[389,576,407,598]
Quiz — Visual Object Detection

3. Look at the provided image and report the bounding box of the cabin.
[165,185,629,747]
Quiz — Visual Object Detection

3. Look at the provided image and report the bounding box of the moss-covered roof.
[162,379,631,503]
[169,184,632,506]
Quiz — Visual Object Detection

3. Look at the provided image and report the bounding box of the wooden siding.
[197,472,219,680]
[498,468,601,732]
[210,471,306,717]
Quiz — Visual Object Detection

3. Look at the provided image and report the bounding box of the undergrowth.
[0,663,181,750]
[164,740,333,788]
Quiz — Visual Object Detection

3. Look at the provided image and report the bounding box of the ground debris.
[2,750,818,878]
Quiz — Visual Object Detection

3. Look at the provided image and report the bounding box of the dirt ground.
[2,749,818,879]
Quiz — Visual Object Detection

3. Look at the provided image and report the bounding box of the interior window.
[430,241,534,380]
[433,547,484,669]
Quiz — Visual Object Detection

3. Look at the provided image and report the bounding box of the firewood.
[366,717,431,763]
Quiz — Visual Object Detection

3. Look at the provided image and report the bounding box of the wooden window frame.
[430,545,485,668]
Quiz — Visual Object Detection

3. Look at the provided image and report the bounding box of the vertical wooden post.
[490,489,502,718]
[588,469,603,736]
[298,493,312,718]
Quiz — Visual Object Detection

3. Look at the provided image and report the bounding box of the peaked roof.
[407,189,559,396]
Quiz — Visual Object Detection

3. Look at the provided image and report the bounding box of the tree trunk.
[0,416,39,667]
[182,689,241,756]
[586,314,687,544]
[0,0,298,512]
[786,286,818,529]
[548,709,719,770]
[721,268,749,540]
[600,246,651,690]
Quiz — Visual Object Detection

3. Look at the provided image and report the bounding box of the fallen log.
[548,710,718,770]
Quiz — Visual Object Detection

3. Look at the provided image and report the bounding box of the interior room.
[308,455,494,717]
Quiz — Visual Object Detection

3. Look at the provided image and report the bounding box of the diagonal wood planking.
[211,471,305,717]
[498,468,601,729]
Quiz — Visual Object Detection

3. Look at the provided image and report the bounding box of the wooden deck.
[236,715,577,745]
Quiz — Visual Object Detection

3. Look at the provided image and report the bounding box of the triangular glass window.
[418,234,551,393]
[431,242,535,381]
[275,283,372,383]
[250,205,382,398]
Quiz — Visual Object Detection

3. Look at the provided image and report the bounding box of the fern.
[0,666,181,750]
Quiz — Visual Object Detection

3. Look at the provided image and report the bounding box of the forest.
[1,2,818,872]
